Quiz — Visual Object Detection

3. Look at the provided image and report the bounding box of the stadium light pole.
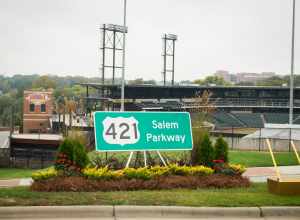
[289,0,296,125]
[121,0,127,112]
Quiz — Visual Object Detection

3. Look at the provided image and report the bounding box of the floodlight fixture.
[105,24,128,33]
[164,34,178,40]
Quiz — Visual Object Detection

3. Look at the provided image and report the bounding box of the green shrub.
[214,136,229,163]
[57,138,74,161]
[72,139,90,168]
[31,167,57,181]
[198,133,214,167]
[191,128,207,165]
[55,137,89,176]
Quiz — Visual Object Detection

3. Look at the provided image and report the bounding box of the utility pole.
[121,0,127,111]
[289,0,296,125]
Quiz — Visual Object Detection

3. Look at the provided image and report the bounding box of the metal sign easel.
[125,150,167,168]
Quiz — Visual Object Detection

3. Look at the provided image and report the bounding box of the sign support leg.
[266,138,281,180]
[157,151,167,166]
[125,151,134,168]
[290,141,300,164]
[143,151,147,167]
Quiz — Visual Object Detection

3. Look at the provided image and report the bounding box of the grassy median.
[0,168,35,179]
[0,183,299,206]
[229,151,299,167]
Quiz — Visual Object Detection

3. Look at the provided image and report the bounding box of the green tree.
[256,76,286,86]
[32,75,56,89]
[214,136,229,163]
[197,133,214,167]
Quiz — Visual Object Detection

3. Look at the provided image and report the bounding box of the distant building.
[23,90,53,133]
[215,71,276,84]
[214,70,237,84]
[215,70,231,82]
[236,72,276,83]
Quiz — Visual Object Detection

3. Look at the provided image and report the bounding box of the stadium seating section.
[212,112,300,129]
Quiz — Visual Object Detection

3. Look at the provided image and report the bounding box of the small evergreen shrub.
[55,138,89,176]
[72,139,90,168]
[198,134,214,167]
[214,136,229,163]
[191,128,207,165]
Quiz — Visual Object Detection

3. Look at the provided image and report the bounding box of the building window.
[29,103,35,112]
[41,104,46,112]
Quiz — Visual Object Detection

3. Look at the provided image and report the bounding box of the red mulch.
[31,174,250,192]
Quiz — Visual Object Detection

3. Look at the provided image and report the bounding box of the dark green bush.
[73,139,90,169]
[191,128,207,165]
[214,136,229,163]
[57,138,74,161]
[198,133,214,167]
[55,138,89,176]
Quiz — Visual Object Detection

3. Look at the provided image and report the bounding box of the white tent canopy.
[243,124,300,141]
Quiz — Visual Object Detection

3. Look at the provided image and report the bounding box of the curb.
[261,207,300,217]
[0,206,113,219]
[0,205,299,219]
[114,206,260,218]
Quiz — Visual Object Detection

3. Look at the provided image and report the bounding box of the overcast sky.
[0,0,299,81]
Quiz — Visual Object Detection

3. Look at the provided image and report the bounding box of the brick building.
[23,90,53,133]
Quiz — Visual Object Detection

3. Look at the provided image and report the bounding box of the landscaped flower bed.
[31,136,249,192]
[31,164,249,192]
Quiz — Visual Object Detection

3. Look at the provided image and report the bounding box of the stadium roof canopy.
[244,124,300,141]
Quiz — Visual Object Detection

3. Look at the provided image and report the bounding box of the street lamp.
[289,0,296,125]
[121,0,127,111]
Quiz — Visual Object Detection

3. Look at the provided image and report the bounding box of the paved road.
[243,165,300,182]
[16,218,300,220]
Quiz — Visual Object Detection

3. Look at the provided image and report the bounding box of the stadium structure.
[79,83,300,130]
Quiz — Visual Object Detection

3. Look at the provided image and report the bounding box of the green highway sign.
[93,111,193,151]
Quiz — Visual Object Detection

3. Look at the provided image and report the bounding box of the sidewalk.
[0,178,32,188]
[243,165,300,182]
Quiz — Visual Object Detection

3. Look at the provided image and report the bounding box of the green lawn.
[0,184,299,206]
[0,168,35,179]
[229,151,299,167]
